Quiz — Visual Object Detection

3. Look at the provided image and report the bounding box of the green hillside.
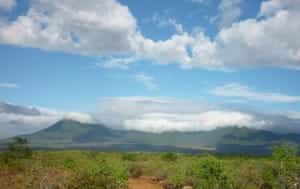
[9,119,298,154]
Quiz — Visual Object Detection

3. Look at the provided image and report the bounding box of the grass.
[0,150,299,189]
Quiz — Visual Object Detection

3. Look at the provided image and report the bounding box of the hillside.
[3,119,300,154]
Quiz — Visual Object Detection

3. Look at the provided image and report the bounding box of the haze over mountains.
[1,100,300,140]
[1,100,300,155]
[1,119,299,155]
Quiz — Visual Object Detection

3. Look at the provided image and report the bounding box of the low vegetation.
[0,137,299,189]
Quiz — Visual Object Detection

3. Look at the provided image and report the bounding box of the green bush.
[122,153,138,161]
[272,143,300,188]
[193,156,229,189]
[161,152,178,162]
[64,158,76,170]
[70,159,128,189]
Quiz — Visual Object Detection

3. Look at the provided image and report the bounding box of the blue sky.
[0,0,300,137]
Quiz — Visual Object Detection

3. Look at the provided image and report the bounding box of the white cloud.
[0,0,300,70]
[140,0,300,70]
[151,13,184,34]
[0,102,94,138]
[135,33,193,66]
[259,0,300,17]
[212,83,300,103]
[131,73,157,90]
[96,96,214,128]
[0,0,138,55]
[95,96,272,133]
[98,56,137,70]
[124,111,268,133]
[0,82,18,88]
[0,0,16,11]
[284,111,300,120]
[218,0,242,28]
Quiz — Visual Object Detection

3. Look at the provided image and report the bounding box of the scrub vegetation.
[0,137,299,189]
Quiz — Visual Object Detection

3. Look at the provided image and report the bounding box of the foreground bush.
[272,143,300,188]
[193,156,229,189]
[70,159,128,189]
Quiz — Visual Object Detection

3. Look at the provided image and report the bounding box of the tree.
[4,137,32,162]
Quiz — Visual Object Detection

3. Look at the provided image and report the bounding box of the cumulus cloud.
[135,32,194,66]
[0,0,16,11]
[0,0,299,70]
[151,13,184,34]
[0,102,94,138]
[259,0,300,17]
[218,0,243,28]
[212,83,300,103]
[0,0,138,55]
[0,82,18,88]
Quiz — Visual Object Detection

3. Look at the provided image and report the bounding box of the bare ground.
[128,177,163,189]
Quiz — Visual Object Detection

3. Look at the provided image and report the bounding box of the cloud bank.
[94,97,300,134]
[212,83,300,103]
[0,0,299,70]
[1,98,300,138]
[0,102,93,138]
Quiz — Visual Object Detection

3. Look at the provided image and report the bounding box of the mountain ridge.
[2,119,300,154]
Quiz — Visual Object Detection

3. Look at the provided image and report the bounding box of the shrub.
[64,158,76,170]
[272,143,299,188]
[4,137,32,164]
[193,156,229,189]
[272,143,298,163]
[70,159,128,189]
[3,137,32,170]
[122,153,138,161]
[168,170,185,189]
[161,152,178,162]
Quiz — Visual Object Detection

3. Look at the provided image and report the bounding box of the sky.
[0,0,300,138]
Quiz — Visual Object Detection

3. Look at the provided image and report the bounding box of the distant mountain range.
[1,119,300,154]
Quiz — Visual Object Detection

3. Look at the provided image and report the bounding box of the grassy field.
[1,148,300,189]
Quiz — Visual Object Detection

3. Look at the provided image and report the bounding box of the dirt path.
[128,177,163,189]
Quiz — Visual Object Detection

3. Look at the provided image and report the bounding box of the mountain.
[2,119,300,154]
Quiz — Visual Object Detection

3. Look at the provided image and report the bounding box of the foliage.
[0,150,299,189]
[64,158,76,170]
[3,137,32,163]
[193,156,229,189]
[122,153,138,161]
[161,152,178,161]
[272,143,298,162]
[272,143,300,188]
